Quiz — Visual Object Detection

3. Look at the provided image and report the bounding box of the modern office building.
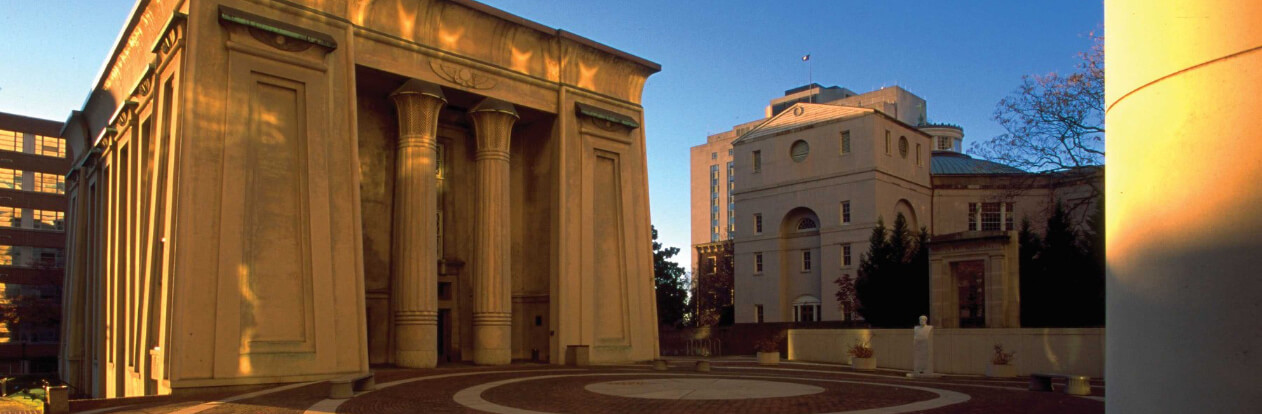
[0,112,70,374]
[691,85,1099,327]
[59,0,660,397]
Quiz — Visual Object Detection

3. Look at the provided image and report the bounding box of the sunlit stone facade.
[59,0,660,397]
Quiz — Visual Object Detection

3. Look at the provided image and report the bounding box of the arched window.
[793,295,822,322]
[790,140,810,162]
[796,218,817,231]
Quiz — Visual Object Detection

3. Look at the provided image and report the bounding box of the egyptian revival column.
[469,98,518,365]
[390,80,446,368]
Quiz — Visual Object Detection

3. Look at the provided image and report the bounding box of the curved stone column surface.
[390,79,446,368]
[1106,1,1262,412]
[469,98,518,365]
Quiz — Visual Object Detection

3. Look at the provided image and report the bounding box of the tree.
[853,214,931,327]
[652,226,690,326]
[694,248,734,327]
[1019,201,1105,327]
[833,274,856,321]
[972,35,1103,173]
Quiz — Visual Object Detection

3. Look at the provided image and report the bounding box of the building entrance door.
[952,260,986,328]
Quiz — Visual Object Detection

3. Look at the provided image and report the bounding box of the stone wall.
[788,328,1104,377]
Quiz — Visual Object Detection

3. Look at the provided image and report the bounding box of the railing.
[662,338,721,357]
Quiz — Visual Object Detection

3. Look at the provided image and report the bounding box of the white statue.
[909,315,939,378]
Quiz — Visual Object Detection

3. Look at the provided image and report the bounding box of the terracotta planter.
[756,351,780,365]
[851,356,876,371]
[986,363,1017,378]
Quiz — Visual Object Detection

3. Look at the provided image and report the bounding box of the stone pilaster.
[469,98,518,365]
[390,79,446,368]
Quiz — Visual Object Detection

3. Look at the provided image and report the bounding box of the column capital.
[391,79,447,149]
[469,98,518,154]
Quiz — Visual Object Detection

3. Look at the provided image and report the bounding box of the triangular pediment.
[733,103,874,144]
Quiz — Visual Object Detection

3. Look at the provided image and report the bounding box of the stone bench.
[1029,372,1091,395]
[329,372,375,399]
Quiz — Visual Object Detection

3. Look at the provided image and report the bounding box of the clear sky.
[0,1,1102,262]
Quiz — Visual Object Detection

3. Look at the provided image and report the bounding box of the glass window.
[841,201,851,224]
[33,210,63,231]
[0,245,13,265]
[840,130,851,154]
[982,202,1002,231]
[899,136,909,158]
[797,218,817,230]
[968,203,977,231]
[0,168,21,190]
[937,136,951,150]
[35,172,64,194]
[885,130,891,154]
[752,150,762,173]
[843,243,852,267]
[1005,202,1014,231]
[0,206,18,227]
[35,136,65,158]
[754,213,763,234]
[0,130,19,152]
[791,140,809,162]
[793,295,821,322]
[711,152,717,160]
[754,253,763,273]
[754,304,764,323]
[802,250,812,271]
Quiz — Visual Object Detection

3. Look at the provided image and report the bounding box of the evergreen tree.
[1019,201,1105,327]
[853,214,930,327]
[652,226,689,326]
[1018,217,1045,326]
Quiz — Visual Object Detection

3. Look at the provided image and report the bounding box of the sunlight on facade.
[578,62,598,90]
[510,47,533,74]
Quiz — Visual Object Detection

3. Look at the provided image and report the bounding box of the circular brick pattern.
[585,378,825,400]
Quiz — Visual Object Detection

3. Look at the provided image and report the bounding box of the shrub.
[992,344,1015,365]
[848,340,874,359]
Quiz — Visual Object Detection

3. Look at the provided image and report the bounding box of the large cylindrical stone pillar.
[390,79,446,368]
[469,98,518,365]
[1106,1,1262,412]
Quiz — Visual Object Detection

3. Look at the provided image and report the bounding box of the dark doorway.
[952,260,986,328]
[437,309,451,361]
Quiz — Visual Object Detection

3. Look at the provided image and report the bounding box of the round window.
[791,140,810,163]
[899,136,909,158]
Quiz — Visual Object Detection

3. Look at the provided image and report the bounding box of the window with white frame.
[797,218,817,231]
[801,250,812,272]
[843,243,852,267]
[968,202,1013,231]
[840,130,851,154]
[841,201,851,224]
[754,252,763,273]
[754,213,763,234]
[937,136,951,150]
[754,304,764,323]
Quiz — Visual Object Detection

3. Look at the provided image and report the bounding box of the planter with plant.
[986,344,1017,378]
[754,331,785,365]
[848,339,876,371]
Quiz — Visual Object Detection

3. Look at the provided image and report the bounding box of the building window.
[0,206,19,227]
[728,149,733,156]
[843,243,852,267]
[899,136,909,158]
[754,213,763,234]
[885,130,891,155]
[937,136,951,150]
[801,250,812,272]
[790,140,810,163]
[0,245,13,266]
[841,201,851,224]
[707,257,717,274]
[1005,202,1014,231]
[0,130,18,152]
[981,202,1002,231]
[754,253,763,273]
[916,143,923,166]
[752,150,762,173]
[33,210,63,231]
[0,168,22,191]
[35,136,65,158]
[34,172,64,194]
[711,152,717,160]
[968,203,977,231]
[754,305,764,323]
[797,218,817,231]
[793,296,821,322]
[840,130,851,154]
[727,162,734,178]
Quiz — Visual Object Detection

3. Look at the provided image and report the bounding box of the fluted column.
[469,98,518,365]
[390,79,446,368]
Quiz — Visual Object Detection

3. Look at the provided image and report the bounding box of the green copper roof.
[930,151,1025,175]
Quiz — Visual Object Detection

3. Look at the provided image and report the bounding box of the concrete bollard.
[695,360,711,372]
[44,385,69,414]
[652,359,668,371]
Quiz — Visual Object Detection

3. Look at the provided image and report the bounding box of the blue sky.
[0,1,1102,262]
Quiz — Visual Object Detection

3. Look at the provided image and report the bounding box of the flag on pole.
[802,54,810,61]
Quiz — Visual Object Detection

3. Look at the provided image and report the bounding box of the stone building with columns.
[58,0,660,398]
